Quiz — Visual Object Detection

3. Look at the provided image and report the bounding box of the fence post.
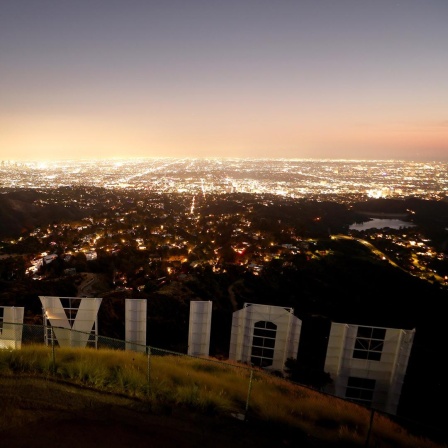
[244,368,254,422]
[365,408,375,447]
[146,346,151,393]
[51,326,56,375]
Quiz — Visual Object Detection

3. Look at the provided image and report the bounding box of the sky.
[1,0,447,162]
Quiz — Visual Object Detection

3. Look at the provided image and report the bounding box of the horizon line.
[2,156,448,164]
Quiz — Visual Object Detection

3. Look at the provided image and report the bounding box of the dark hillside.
[352,198,448,249]
[1,377,309,448]
[0,193,88,238]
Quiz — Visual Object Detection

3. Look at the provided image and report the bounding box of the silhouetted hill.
[352,198,448,249]
[353,197,448,224]
[0,191,92,238]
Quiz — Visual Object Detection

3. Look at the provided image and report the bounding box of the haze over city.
[1,0,447,162]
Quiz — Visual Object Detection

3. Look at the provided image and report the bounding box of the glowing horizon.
[1,1,447,163]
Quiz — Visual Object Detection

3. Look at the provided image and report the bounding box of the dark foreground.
[0,376,330,448]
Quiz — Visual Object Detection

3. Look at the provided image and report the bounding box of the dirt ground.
[0,376,316,448]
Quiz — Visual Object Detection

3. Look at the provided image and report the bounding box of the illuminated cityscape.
[1,158,447,200]
[1,158,447,288]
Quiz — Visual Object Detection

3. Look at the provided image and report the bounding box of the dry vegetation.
[0,345,445,448]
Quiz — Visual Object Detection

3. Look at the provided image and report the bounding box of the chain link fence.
[0,323,445,446]
[1,323,255,419]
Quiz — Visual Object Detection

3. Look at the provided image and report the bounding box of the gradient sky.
[1,0,447,162]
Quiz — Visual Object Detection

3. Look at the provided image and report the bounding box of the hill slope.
[0,194,88,238]
[0,376,322,448]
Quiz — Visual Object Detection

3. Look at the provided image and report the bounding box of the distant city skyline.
[1,1,447,162]
[2,158,446,202]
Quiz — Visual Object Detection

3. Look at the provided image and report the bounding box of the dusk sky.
[1,0,447,162]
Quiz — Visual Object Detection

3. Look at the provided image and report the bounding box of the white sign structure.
[229,303,302,371]
[125,299,147,352]
[188,301,212,356]
[39,296,102,348]
[323,323,415,415]
[0,306,25,349]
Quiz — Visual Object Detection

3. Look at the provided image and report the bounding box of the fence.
[0,323,445,447]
